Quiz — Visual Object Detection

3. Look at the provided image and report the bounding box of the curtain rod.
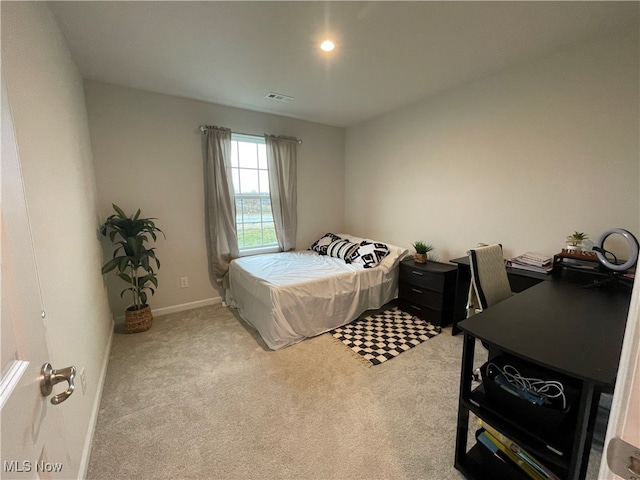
[199,125,302,144]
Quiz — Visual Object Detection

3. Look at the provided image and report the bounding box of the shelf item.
[397,258,457,327]
[467,385,573,461]
[556,249,599,262]
[480,355,579,431]
[478,419,561,480]
[507,253,554,274]
[459,442,531,480]
[553,250,602,273]
[477,429,547,480]
[507,258,553,274]
[514,253,553,268]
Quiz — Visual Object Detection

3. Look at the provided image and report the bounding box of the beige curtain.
[265,135,298,251]
[203,126,238,288]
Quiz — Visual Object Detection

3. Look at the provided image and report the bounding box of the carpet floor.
[87,303,604,480]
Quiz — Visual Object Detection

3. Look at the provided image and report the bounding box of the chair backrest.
[467,244,512,317]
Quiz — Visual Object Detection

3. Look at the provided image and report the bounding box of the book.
[506,259,553,274]
[477,431,512,466]
[478,419,561,480]
[480,430,547,480]
[507,253,553,274]
[517,252,553,267]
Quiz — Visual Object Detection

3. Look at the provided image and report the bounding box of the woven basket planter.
[125,305,153,333]
[414,253,428,264]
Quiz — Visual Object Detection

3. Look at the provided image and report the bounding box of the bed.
[225,233,409,350]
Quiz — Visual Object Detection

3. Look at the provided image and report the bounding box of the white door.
[1,68,72,478]
[599,276,640,479]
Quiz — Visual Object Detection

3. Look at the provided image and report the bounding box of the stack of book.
[506,252,553,274]
[476,419,560,480]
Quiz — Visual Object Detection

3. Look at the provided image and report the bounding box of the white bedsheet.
[226,250,400,350]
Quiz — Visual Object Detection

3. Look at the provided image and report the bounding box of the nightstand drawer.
[399,282,442,310]
[399,265,445,291]
[397,300,442,325]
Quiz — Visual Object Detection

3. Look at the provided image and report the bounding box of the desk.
[450,256,551,334]
[454,280,631,480]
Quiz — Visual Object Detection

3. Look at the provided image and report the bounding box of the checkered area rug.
[328,307,442,366]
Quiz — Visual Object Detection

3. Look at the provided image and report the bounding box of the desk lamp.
[590,228,638,288]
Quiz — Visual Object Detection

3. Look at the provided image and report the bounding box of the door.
[598,276,640,479]
[1,68,72,478]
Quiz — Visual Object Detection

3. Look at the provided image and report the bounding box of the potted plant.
[411,241,434,264]
[100,204,164,333]
[565,231,588,252]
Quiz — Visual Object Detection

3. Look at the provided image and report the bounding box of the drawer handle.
[411,288,423,294]
[411,270,424,276]
[410,304,422,311]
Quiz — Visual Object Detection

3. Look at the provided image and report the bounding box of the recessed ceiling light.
[320,40,335,52]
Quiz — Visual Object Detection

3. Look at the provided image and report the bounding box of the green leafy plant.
[411,241,435,255]
[100,204,165,311]
[566,231,588,246]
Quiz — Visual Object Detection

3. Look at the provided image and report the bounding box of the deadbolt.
[40,363,76,405]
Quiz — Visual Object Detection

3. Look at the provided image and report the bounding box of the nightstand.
[397,258,457,328]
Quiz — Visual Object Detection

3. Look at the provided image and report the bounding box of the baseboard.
[78,316,114,479]
[114,297,223,323]
[152,297,223,317]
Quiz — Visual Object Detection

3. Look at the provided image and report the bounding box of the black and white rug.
[328,307,442,366]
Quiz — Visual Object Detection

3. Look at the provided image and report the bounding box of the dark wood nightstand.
[397,258,457,328]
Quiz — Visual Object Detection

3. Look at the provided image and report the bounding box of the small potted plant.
[411,241,434,264]
[100,204,164,333]
[566,231,588,252]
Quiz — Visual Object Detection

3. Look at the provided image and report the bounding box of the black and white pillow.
[353,241,390,268]
[325,239,360,263]
[309,233,342,255]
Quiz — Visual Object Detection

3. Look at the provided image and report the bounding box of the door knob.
[607,437,640,479]
[40,363,76,405]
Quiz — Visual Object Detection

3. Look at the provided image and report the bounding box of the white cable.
[487,363,567,410]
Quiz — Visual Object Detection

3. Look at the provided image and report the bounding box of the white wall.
[1,2,114,476]
[345,29,640,262]
[84,82,345,316]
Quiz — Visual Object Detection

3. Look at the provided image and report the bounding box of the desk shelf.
[464,386,571,475]
[455,337,577,479]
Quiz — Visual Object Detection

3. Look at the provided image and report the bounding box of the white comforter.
[226,250,401,350]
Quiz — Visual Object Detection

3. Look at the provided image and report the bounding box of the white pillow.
[325,239,360,263]
[354,241,390,268]
[337,233,410,272]
[309,233,342,255]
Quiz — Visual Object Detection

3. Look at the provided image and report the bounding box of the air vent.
[265,92,294,103]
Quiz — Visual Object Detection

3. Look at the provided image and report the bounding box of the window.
[230,134,277,251]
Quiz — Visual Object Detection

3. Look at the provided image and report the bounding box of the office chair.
[466,244,512,318]
[467,244,513,381]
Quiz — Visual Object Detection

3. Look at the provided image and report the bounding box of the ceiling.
[48,1,638,128]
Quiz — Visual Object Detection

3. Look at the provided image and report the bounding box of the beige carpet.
[87,303,604,480]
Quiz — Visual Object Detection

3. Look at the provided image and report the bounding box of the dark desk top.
[450,255,551,282]
[457,280,631,387]
[401,257,458,273]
